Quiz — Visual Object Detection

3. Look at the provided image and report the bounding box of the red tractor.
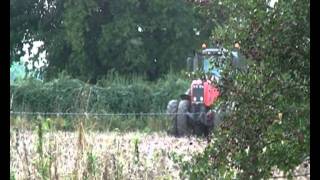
[167,43,240,137]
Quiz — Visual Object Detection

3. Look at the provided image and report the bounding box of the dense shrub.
[175,0,309,179]
[10,72,189,115]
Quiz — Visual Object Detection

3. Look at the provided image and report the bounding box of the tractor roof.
[202,48,227,55]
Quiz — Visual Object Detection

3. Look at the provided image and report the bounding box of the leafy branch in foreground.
[177,0,309,179]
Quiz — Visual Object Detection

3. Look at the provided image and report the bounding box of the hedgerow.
[10,72,189,115]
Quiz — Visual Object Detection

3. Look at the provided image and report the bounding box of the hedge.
[10,73,189,114]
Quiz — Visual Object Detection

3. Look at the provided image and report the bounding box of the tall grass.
[10,115,173,133]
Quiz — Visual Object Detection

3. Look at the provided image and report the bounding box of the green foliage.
[133,136,140,164]
[177,0,309,179]
[11,73,188,113]
[10,73,188,131]
[35,118,51,179]
[10,0,210,82]
[84,151,99,179]
[10,0,41,63]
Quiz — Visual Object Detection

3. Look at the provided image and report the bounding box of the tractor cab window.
[188,47,226,81]
[201,48,224,78]
[203,58,210,73]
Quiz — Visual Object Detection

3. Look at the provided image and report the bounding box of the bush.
[10,72,189,131]
[176,0,310,179]
[11,72,188,114]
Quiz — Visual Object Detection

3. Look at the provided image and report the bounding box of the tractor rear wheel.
[166,100,178,135]
[176,100,190,136]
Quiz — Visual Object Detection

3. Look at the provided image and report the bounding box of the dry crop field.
[10,122,309,180]
[10,125,208,180]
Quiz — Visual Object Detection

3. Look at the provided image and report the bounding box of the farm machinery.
[167,43,242,137]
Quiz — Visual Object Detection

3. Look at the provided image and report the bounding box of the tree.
[10,0,43,64]
[177,0,309,179]
[10,0,214,83]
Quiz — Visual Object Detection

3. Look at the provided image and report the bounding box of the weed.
[73,120,87,179]
[114,155,124,180]
[133,137,140,164]
[83,150,98,179]
[22,137,32,178]
[35,117,52,179]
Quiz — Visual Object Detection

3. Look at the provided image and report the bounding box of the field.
[10,130,310,180]
[10,122,208,180]
[10,118,309,180]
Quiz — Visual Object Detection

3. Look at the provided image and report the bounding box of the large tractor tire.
[176,100,191,136]
[166,100,178,135]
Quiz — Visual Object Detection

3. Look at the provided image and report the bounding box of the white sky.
[268,0,278,8]
[21,41,47,70]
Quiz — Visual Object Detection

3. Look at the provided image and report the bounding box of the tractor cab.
[184,44,227,107]
[187,45,227,82]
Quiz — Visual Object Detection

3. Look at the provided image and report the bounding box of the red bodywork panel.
[191,79,220,107]
[203,80,219,106]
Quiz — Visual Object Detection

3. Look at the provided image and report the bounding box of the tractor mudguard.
[203,81,219,107]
